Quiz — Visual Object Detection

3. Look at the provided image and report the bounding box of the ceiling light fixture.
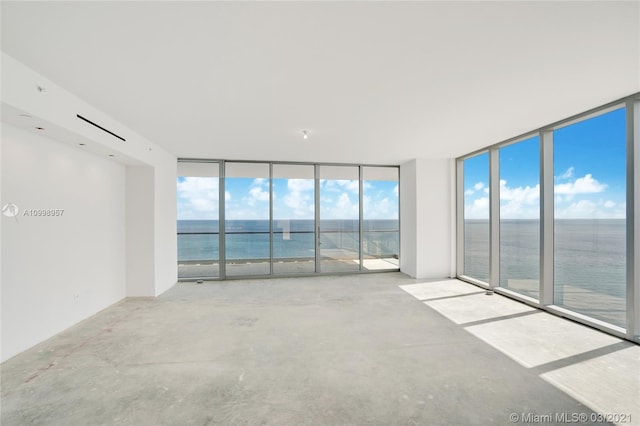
[301,130,309,140]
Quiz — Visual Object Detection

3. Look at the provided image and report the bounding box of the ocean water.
[464,219,627,327]
[178,219,399,261]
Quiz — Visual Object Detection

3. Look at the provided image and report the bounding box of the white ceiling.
[2,1,639,165]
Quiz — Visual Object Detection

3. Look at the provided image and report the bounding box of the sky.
[464,107,627,220]
[177,176,399,221]
[178,107,625,223]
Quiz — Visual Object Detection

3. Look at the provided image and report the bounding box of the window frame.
[177,159,401,280]
[456,93,639,343]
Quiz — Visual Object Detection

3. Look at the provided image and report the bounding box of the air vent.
[76,114,126,142]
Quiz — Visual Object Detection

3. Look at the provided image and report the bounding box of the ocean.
[178,219,400,261]
[464,218,627,327]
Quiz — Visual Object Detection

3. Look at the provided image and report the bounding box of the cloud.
[281,178,314,219]
[287,179,314,192]
[253,178,267,186]
[463,171,621,220]
[557,166,574,180]
[555,200,598,218]
[284,191,313,215]
[555,199,626,219]
[554,174,607,195]
[322,192,359,219]
[337,193,359,217]
[221,177,270,219]
[464,196,489,219]
[320,180,399,220]
[177,177,223,219]
[247,186,269,204]
[177,177,218,199]
[498,179,540,219]
[465,181,486,196]
[464,179,540,219]
[239,177,271,207]
[325,179,360,193]
[499,180,540,204]
[363,195,398,220]
[464,180,489,218]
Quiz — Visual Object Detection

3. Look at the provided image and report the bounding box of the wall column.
[400,158,454,279]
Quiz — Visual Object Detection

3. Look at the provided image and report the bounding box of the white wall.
[1,124,126,361]
[153,155,178,296]
[124,153,176,297]
[1,52,177,361]
[400,160,418,277]
[126,166,155,296]
[1,52,177,298]
[124,158,177,297]
[0,122,3,360]
[400,158,454,279]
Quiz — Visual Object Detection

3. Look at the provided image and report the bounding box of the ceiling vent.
[77,114,126,142]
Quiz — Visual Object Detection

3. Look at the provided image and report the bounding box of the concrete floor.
[1,273,638,426]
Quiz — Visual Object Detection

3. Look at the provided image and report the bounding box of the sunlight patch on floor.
[400,279,640,425]
[399,279,480,301]
[423,291,536,325]
[540,345,640,424]
[465,313,620,368]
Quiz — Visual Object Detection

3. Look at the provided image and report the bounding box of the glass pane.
[272,164,315,274]
[362,167,399,270]
[463,153,490,282]
[553,107,627,328]
[319,165,360,272]
[225,162,270,276]
[499,137,540,299]
[177,162,220,279]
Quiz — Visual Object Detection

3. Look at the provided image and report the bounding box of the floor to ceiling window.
[462,152,490,283]
[319,165,361,273]
[362,166,400,270]
[272,164,316,275]
[499,136,540,300]
[177,161,400,280]
[457,92,638,342]
[177,161,221,280]
[553,107,627,328]
[224,162,271,277]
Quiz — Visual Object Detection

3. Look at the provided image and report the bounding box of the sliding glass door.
[225,162,271,276]
[272,164,316,274]
[177,160,400,279]
[319,166,360,272]
[362,166,399,271]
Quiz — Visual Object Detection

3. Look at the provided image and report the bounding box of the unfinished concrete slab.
[401,279,640,424]
[2,273,637,425]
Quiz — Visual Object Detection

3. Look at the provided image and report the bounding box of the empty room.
[1,1,639,425]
